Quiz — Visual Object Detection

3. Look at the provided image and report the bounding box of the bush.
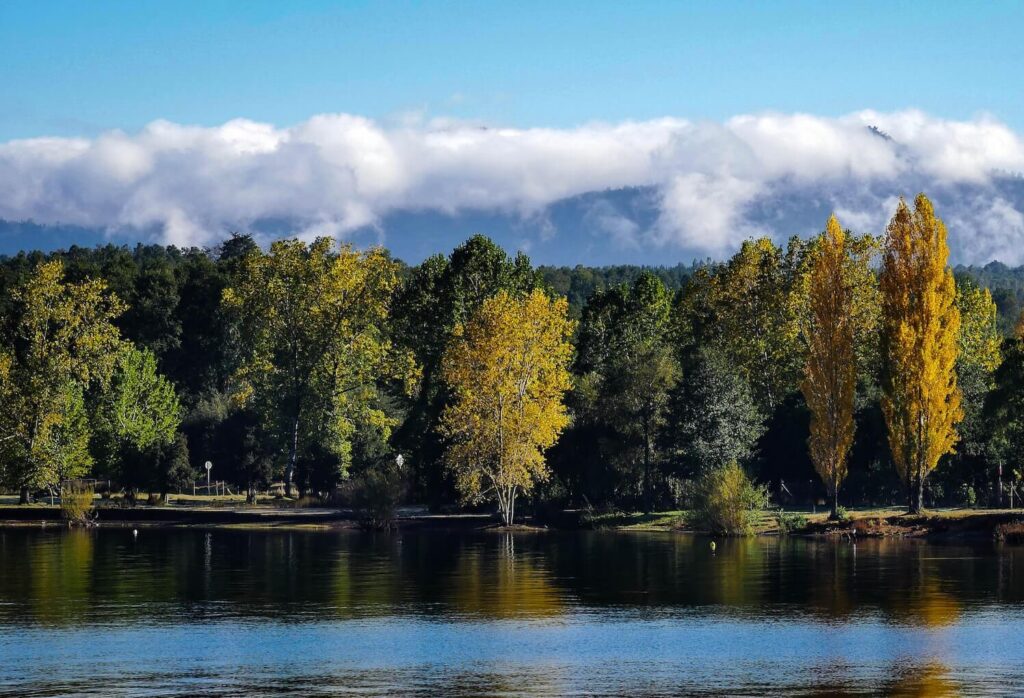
[349,457,408,529]
[833,505,850,522]
[958,484,977,508]
[775,509,808,534]
[692,462,768,535]
[60,485,95,525]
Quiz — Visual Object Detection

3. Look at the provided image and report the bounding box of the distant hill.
[4,173,1024,268]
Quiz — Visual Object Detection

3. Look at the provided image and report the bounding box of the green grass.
[582,510,687,530]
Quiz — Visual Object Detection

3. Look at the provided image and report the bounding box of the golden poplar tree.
[880,194,962,513]
[441,289,574,526]
[801,215,857,519]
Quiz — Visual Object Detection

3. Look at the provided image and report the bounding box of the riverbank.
[570,507,1024,540]
[0,501,499,531]
[2,498,1024,539]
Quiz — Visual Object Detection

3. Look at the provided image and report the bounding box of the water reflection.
[2,529,1024,695]
[3,529,1024,624]
[885,662,960,698]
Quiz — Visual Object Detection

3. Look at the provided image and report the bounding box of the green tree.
[0,261,124,501]
[90,346,181,498]
[575,272,679,510]
[681,238,804,415]
[101,347,181,450]
[224,238,415,497]
[666,348,765,475]
[988,314,1024,501]
[155,433,194,498]
[34,382,93,489]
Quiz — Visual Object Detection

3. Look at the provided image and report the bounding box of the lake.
[1,528,1023,696]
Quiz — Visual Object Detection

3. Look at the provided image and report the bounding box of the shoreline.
[1,504,1023,540]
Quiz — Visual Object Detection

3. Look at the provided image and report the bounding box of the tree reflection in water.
[0,529,1023,695]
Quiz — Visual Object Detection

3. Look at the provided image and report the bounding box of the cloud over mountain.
[1,110,1023,263]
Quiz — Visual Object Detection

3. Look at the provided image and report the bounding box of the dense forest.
[3,193,1024,529]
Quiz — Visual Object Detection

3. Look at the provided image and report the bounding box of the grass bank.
[576,506,1024,540]
[2,495,1024,539]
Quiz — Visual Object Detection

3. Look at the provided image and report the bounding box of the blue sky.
[2,2,1024,265]
[1,1,1022,139]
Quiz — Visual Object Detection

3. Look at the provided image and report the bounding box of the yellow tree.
[800,214,867,519]
[880,194,962,513]
[441,289,574,526]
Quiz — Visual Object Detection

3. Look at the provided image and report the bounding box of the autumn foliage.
[800,215,858,518]
[441,289,574,525]
[880,194,962,513]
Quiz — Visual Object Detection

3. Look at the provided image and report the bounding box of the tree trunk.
[908,465,924,514]
[642,428,651,514]
[19,486,29,505]
[285,417,299,498]
[498,486,515,527]
[830,487,839,520]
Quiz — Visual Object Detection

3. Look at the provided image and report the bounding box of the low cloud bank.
[1,110,1023,262]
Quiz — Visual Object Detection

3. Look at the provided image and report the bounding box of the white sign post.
[204,461,213,496]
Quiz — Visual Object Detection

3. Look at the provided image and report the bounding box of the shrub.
[833,505,850,522]
[60,485,95,525]
[693,462,768,535]
[775,509,808,534]
[349,457,408,530]
[958,484,977,508]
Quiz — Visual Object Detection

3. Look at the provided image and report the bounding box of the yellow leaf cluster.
[441,289,574,524]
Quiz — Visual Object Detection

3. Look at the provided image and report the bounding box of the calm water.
[1,528,1024,696]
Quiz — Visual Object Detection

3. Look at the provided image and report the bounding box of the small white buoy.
[709,541,716,552]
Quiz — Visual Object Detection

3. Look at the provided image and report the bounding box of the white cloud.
[1,110,1024,261]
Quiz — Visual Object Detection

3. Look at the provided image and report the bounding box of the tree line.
[1,193,1022,523]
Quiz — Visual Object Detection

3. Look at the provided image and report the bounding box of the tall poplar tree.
[880,194,962,513]
[799,215,878,518]
[801,216,857,518]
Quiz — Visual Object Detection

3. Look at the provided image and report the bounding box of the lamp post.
[204,461,212,496]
